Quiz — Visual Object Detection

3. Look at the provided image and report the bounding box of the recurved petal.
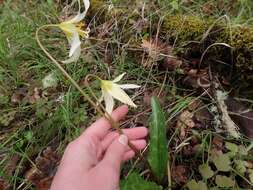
[62,46,81,64]
[68,12,86,23]
[69,32,81,57]
[83,0,90,14]
[119,84,141,89]
[108,84,137,107]
[113,73,126,83]
[103,91,114,114]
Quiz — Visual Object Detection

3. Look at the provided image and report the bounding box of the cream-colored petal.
[71,0,81,12]
[113,73,126,83]
[69,32,81,57]
[68,0,90,23]
[107,84,137,107]
[83,0,90,14]
[62,46,81,64]
[103,91,114,114]
[68,12,86,23]
[119,84,141,89]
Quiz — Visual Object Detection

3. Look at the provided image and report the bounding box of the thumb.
[102,134,128,172]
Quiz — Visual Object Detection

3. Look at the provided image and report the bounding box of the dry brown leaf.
[202,2,215,15]
[140,38,182,69]
[0,178,10,190]
[131,18,148,33]
[143,88,167,107]
[183,69,210,89]
[215,90,240,138]
[171,165,190,184]
[182,0,193,6]
[182,144,200,156]
[141,39,172,62]
[212,136,224,150]
[11,88,28,104]
[189,99,212,126]
[225,97,253,139]
[0,155,19,189]
[28,87,41,104]
[188,100,202,111]
[176,110,195,138]
[162,57,182,70]
[25,147,60,190]
[141,39,160,59]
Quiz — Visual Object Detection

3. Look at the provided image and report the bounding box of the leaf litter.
[1,0,253,189]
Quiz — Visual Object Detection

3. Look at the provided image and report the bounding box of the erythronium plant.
[36,0,140,152]
[100,73,140,113]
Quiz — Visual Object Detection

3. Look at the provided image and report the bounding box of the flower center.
[59,22,89,38]
[101,80,113,91]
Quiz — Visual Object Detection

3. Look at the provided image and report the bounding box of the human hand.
[50,105,148,190]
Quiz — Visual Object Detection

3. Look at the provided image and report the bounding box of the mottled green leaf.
[187,179,208,190]
[225,142,238,153]
[215,175,235,187]
[225,142,238,157]
[147,97,168,182]
[212,153,231,172]
[42,72,58,89]
[198,163,214,179]
[234,160,246,175]
[238,145,248,155]
[121,172,162,190]
[248,169,253,183]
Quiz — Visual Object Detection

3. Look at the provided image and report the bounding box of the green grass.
[0,0,253,189]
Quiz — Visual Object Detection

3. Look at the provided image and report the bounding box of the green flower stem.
[36,25,138,153]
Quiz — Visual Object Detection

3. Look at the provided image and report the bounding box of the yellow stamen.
[101,80,112,91]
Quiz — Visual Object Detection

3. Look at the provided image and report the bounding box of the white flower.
[100,73,140,113]
[57,0,90,63]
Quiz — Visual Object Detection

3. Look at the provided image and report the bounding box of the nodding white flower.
[100,73,140,114]
[58,0,90,63]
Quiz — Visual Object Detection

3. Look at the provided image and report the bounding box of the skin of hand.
[50,105,148,190]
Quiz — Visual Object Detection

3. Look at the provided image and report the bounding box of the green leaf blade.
[147,96,168,182]
[198,164,214,179]
[121,172,163,190]
[212,153,231,172]
[215,175,235,188]
[187,180,208,190]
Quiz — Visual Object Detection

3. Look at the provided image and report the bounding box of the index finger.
[82,105,129,139]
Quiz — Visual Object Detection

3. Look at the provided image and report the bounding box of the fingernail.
[118,135,128,146]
